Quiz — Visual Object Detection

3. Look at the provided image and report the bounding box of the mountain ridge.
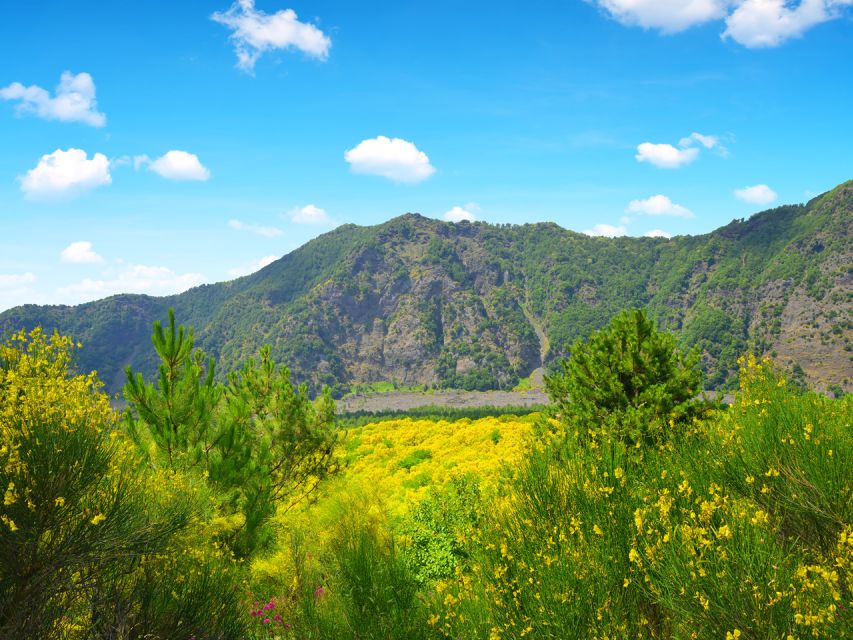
[2,181,851,396]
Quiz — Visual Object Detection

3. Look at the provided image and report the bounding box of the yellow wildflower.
[3,482,15,506]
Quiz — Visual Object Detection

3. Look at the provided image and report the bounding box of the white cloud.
[0,71,106,127]
[56,264,204,305]
[590,0,729,33]
[644,229,673,238]
[734,183,778,205]
[444,205,477,222]
[635,142,700,169]
[679,132,720,149]
[227,255,278,278]
[289,204,334,225]
[0,273,40,312]
[344,136,436,183]
[146,150,210,181]
[228,219,283,237]
[724,0,852,47]
[133,154,151,170]
[20,148,111,199]
[0,272,37,288]
[590,0,852,47]
[627,194,694,218]
[636,131,725,168]
[583,223,628,237]
[60,241,103,264]
[211,0,331,72]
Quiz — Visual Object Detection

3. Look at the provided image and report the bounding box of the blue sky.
[1,0,851,311]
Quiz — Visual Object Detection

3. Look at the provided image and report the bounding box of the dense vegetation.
[1,310,851,638]
[1,181,850,396]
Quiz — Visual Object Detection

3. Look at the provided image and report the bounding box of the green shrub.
[0,328,247,639]
[545,308,712,447]
[124,310,339,558]
[401,475,483,585]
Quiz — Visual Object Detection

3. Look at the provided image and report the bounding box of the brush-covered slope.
[2,182,851,395]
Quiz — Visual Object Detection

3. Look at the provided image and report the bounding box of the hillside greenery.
[1,181,850,396]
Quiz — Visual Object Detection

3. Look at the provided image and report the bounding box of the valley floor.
[337,387,550,413]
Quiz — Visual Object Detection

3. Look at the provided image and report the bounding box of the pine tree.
[124,310,339,557]
[545,308,711,447]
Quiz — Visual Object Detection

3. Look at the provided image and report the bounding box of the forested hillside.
[1,181,851,395]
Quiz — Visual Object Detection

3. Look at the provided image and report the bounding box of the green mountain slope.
[2,181,851,395]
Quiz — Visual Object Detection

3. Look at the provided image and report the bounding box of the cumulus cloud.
[228,219,283,237]
[635,142,700,169]
[60,241,103,264]
[0,71,106,127]
[583,223,628,237]
[591,0,729,32]
[636,131,725,168]
[444,205,477,222]
[289,204,334,225]
[644,229,673,238]
[344,136,436,183]
[735,183,778,205]
[589,0,852,47]
[20,148,111,199]
[140,150,211,181]
[627,194,694,218]
[56,264,204,305]
[227,255,278,278]
[211,0,331,72]
[725,0,853,47]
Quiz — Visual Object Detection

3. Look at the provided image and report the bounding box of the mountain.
[2,181,851,396]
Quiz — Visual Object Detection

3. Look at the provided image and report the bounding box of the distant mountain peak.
[1,181,850,397]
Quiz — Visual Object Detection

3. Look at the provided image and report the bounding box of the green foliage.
[401,476,483,585]
[124,310,339,558]
[397,448,433,471]
[680,304,746,388]
[434,358,852,639]
[545,308,711,447]
[425,237,469,284]
[0,328,246,639]
[828,383,846,399]
[279,507,431,640]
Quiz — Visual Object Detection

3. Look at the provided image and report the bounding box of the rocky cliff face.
[2,182,851,395]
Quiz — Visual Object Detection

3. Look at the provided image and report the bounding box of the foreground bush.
[0,328,246,639]
[431,356,852,639]
[124,310,339,559]
[545,308,711,447]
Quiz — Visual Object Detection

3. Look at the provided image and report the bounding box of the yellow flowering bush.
[0,328,247,639]
[428,355,852,639]
[252,414,533,588]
